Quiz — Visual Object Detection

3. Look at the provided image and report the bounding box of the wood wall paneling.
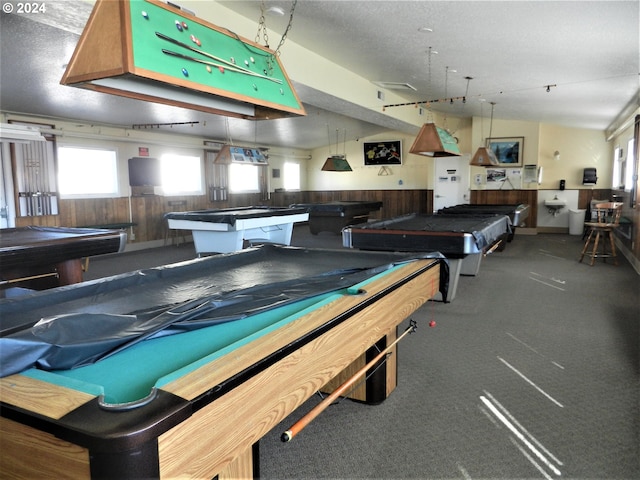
[14,215,59,228]
[577,189,612,209]
[272,190,432,220]
[469,190,538,227]
[31,189,639,256]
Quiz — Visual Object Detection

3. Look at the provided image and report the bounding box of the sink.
[544,198,566,216]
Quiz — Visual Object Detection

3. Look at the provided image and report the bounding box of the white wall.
[537,189,579,229]
[538,124,611,190]
[307,131,430,191]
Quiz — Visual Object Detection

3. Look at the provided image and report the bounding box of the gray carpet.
[86,227,639,479]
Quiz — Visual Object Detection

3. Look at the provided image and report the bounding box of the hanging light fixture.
[409,47,461,157]
[321,156,352,171]
[321,127,352,171]
[409,123,461,157]
[470,102,499,166]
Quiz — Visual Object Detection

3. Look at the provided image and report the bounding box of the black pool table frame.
[437,203,530,240]
[343,213,512,301]
[291,201,383,234]
[0,226,126,291]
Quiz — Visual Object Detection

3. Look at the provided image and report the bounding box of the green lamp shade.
[322,156,352,171]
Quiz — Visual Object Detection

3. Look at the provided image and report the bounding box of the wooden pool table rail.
[0,258,441,479]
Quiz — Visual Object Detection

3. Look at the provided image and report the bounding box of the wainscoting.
[270,189,432,221]
[15,188,627,249]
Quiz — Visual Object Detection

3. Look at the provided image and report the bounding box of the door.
[433,154,470,212]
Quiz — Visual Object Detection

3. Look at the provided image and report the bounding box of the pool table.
[164,206,309,254]
[0,226,127,291]
[0,245,445,479]
[343,213,511,301]
[290,201,383,234]
[437,203,530,240]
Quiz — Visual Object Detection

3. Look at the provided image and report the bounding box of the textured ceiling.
[1,0,638,150]
[220,0,639,129]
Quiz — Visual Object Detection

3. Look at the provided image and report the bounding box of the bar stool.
[579,202,623,266]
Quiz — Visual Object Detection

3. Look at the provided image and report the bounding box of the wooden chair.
[579,202,623,266]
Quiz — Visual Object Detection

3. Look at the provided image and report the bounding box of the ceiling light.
[470,147,499,167]
[418,27,433,33]
[215,145,269,165]
[470,102,499,167]
[409,123,461,157]
[60,0,305,120]
[321,155,352,171]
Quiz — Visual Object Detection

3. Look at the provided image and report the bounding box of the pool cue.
[485,240,502,256]
[156,32,283,84]
[161,48,264,79]
[281,321,417,443]
[161,48,283,85]
[0,272,58,286]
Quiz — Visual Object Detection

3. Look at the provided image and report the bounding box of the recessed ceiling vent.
[371,81,417,91]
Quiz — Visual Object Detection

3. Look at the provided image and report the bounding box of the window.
[57,146,118,198]
[624,138,635,191]
[612,146,623,189]
[229,163,260,192]
[160,154,203,195]
[283,162,300,190]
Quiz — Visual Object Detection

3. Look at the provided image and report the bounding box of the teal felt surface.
[21,265,404,405]
[129,0,302,111]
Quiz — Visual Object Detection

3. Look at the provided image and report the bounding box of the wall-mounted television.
[128,157,160,186]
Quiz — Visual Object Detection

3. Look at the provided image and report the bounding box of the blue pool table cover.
[0,245,448,385]
[164,206,308,225]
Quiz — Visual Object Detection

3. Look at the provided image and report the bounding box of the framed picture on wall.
[364,140,402,165]
[486,137,523,166]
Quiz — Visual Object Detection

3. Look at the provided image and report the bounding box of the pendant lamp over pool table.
[321,155,352,171]
[60,0,306,120]
[470,102,499,166]
[322,127,352,171]
[409,123,461,157]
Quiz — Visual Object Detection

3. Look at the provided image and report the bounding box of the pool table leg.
[93,438,259,479]
[322,330,398,404]
[213,443,260,480]
[433,258,462,302]
[365,330,398,404]
[55,259,84,285]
